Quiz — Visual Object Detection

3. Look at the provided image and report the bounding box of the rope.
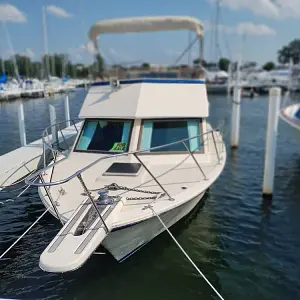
[0,208,49,260]
[147,205,225,300]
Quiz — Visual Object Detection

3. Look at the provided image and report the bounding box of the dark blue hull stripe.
[92,78,205,87]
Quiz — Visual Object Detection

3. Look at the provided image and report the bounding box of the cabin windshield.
[139,119,202,153]
[75,119,133,153]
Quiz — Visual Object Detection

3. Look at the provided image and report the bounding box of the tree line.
[192,39,300,72]
[0,53,104,79]
[1,38,299,79]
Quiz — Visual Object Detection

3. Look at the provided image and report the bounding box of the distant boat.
[280,103,300,131]
[0,78,22,100]
[203,69,229,94]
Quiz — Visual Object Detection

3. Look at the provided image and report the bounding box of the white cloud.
[203,20,234,34]
[78,42,109,60]
[0,4,27,23]
[276,0,300,18]
[236,22,276,36]
[24,48,35,58]
[204,19,276,36]
[208,0,300,19]
[80,41,96,54]
[46,5,72,18]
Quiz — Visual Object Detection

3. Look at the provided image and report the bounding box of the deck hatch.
[103,162,142,176]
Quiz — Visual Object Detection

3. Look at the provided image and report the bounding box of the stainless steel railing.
[23,122,225,229]
[42,118,81,162]
[0,119,81,192]
[0,154,41,190]
[25,125,225,188]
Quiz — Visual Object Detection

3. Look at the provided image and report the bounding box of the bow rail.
[25,126,225,188]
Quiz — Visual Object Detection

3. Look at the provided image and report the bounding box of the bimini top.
[88,16,204,41]
[79,79,209,119]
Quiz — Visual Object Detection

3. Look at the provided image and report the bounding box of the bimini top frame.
[88,16,204,40]
[88,15,204,67]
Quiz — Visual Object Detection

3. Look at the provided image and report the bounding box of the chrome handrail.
[25,125,224,188]
[42,118,82,150]
[0,119,81,191]
[0,153,42,189]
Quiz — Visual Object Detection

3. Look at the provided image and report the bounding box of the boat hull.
[280,104,300,131]
[102,191,205,261]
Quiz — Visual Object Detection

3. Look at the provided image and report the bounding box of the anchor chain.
[104,183,163,201]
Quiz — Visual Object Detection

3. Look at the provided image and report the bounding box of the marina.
[1,88,300,299]
[1,1,300,299]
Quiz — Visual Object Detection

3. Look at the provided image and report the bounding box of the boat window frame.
[73,118,134,154]
[137,118,204,155]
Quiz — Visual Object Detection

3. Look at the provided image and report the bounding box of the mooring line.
[0,208,49,260]
[147,205,225,300]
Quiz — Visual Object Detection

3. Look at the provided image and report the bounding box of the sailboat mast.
[25,50,29,77]
[51,55,56,77]
[2,21,20,80]
[215,0,220,68]
[0,39,5,74]
[42,6,50,79]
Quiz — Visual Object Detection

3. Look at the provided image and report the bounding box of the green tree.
[141,62,150,69]
[278,39,300,64]
[4,59,15,77]
[193,58,207,66]
[14,55,30,77]
[93,54,104,77]
[263,61,275,71]
[218,57,230,72]
[0,51,104,79]
[0,58,3,74]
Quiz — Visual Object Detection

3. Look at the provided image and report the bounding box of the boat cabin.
[73,78,209,161]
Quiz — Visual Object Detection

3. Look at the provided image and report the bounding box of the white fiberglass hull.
[280,103,300,131]
[102,191,205,261]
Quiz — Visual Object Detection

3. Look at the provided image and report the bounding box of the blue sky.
[0,0,299,65]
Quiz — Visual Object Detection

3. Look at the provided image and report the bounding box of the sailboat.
[26,16,226,273]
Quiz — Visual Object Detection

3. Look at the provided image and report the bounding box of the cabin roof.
[78,79,209,119]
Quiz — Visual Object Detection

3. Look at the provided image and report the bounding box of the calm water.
[1,90,300,300]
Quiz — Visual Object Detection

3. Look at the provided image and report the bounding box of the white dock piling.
[64,94,71,128]
[230,63,241,148]
[263,87,281,198]
[227,63,232,98]
[17,102,27,146]
[49,105,58,146]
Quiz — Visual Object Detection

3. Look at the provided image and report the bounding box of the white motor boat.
[26,16,226,273]
[62,80,77,93]
[280,103,300,131]
[44,76,64,95]
[0,79,22,100]
[21,78,45,98]
[205,68,229,94]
